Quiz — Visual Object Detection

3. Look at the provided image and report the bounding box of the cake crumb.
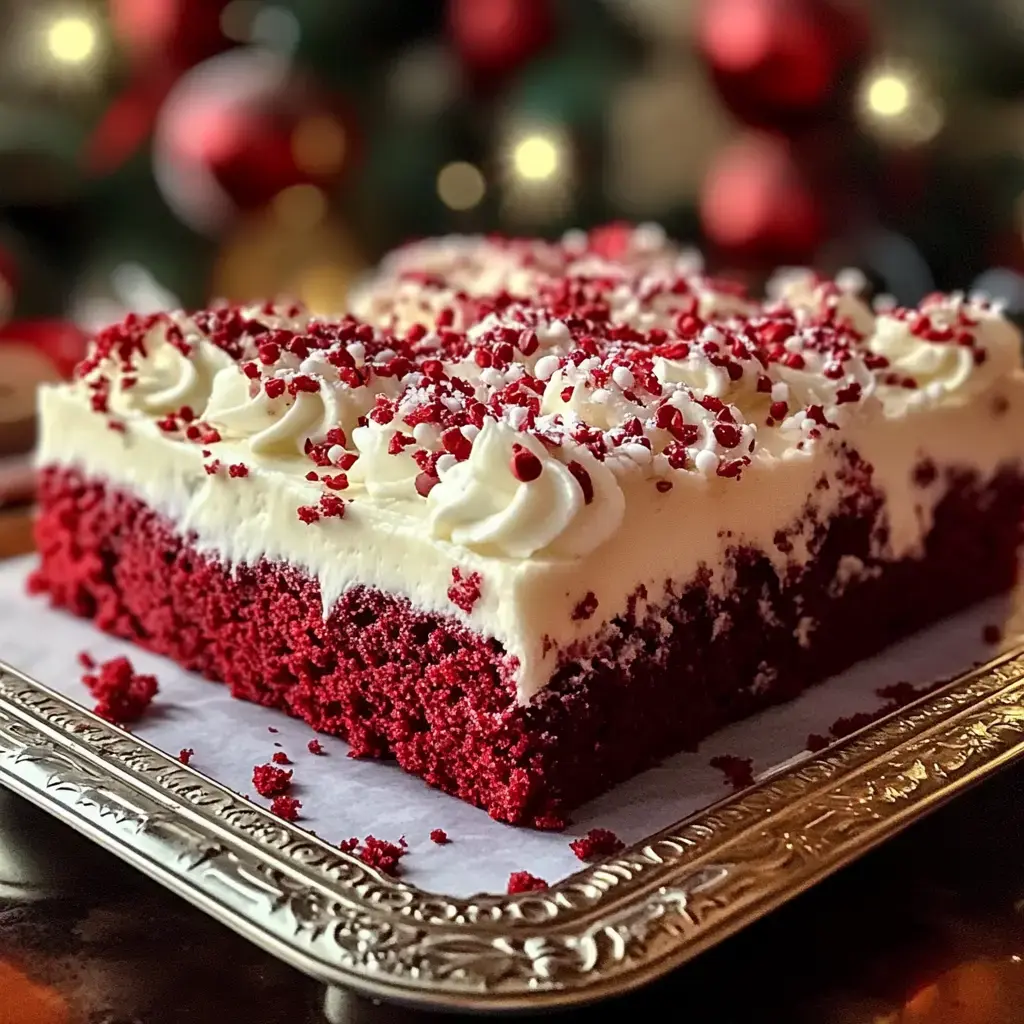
[77,650,95,669]
[507,871,548,894]
[339,837,359,854]
[447,567,483,613]
[709,754,755,792]
[307,739,325,755]
[983,623,1002,645]
[357,835,406,876]
[571,592,599,622]
[270,796,301,821]
[268,727,278,733]
[272,751,291,765]
[252,764,292,797]
[178,748,194,765]
[569,828,625,861]
[82,655,158,724]
[429,828,449,845]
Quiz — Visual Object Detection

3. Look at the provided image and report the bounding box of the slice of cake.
[31,226,1024,828]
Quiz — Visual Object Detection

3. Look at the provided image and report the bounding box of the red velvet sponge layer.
[30,463,1024,828]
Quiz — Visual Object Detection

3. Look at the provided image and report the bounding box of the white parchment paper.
[0,555,1012,896]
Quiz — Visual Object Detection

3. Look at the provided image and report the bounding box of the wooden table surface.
[3,504,1024,1024]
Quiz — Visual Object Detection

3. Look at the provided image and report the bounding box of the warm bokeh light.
[46,15,98,65]
[858,63,944,147]
[437,161,486,210]
[271,184,327,229]
[512,134,561,181]
[866,72,911,118]
[291,116,347,176]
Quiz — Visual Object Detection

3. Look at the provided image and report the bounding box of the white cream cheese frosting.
[37,227,1024,702]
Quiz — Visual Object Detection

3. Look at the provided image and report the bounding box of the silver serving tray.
[0,651,1022,1012]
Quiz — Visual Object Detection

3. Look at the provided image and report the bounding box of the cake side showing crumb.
[31,461,1024,827]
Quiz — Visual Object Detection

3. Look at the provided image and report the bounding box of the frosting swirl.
[203,366,347,456]
[349,421,420,499]
[110,326,233,416]
[427,420,624,558]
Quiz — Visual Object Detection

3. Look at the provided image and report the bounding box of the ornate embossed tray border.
[0,653,1022,1012]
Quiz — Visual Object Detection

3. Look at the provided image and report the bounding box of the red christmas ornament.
[448,0,553,80]
[696,0,869,128]
[109,0,231,71]
[700,133,826,264]
[153,50,356,235]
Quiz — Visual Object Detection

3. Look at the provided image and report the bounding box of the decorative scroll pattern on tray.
[0,654,1022,1011]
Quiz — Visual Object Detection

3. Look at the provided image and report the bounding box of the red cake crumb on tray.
[29,226,1024,829]
[429,828,450,845]
[507,871,548,894]
[569,828,624,861]
[252,764,292,797]
[270,796,302,821]
[709,755,755,792]
[81,655,158,725]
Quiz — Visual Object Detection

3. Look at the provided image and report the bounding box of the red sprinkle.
[228,463,249,478]
[307,739,325,755]
[178,748,194,765]
[709,754,755,792]
[77,650,95,669]
[339,837,359,854]
[507,871,549,894]
[569,828,625,861]
[297,505,320,524]
[429,828,450,845]
[270,796,302,821]
[252,764,293,797]
[566,460,594,504]
[82,655,158,725]
[510,444,543,482]
[272,751,291,765]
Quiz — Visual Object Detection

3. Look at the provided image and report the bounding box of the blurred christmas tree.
[2,0,1024,355]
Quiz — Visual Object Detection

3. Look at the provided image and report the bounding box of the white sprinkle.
[612,366,635,390]
[541,320,571,343]
[591,388,612,405]
[534,355,560,381]
[377,348,397,362]
[441,396,462,412]
[461,424,480,441]
[327,444,346,464]
[436,453,457,476]
[507,406,529,429]
[480,368,506,388]
[346,342,366,364]
[700,326,724,344]
[413,422,438,446]
[770,382,789,402]
[695,449,719,474]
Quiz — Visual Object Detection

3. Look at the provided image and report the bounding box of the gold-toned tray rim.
[0,650,1022,1012]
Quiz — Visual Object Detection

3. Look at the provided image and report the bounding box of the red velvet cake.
[30,225,1024,827]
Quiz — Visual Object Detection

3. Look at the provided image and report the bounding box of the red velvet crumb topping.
[178,748,194,765]
[82,655,158,724]
[507,871,548,894]
[307,739,325,755]
[77,650,95,669]
[429,828,449,845]
[270,795,302,821]
[272,751,291,765]
[447,567,483,613]
[569,827,625,861]
[252,763,293,796]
